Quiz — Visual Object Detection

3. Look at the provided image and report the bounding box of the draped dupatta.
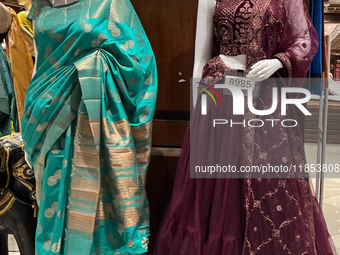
[194,0,334,254]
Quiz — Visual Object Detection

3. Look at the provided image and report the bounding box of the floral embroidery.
[254,200,261,207]
[272,229,280,237]
[201,1,317,253]
[278,180,286,187]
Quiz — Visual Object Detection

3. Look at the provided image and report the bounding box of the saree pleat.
[22,0,157,254]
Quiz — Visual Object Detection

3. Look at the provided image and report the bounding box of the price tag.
[224,75,256,90]
[221,75,259,97]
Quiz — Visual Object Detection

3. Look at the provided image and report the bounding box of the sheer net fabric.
[153,0,337,255]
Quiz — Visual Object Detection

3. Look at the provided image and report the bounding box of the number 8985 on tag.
[224,75,256,90]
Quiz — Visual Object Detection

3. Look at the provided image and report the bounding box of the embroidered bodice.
[214,0,254,56]
[213,0,288,67]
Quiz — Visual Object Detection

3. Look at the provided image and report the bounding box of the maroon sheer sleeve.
[273,0,319,79]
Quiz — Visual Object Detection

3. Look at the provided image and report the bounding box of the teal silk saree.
[21,0,157,254]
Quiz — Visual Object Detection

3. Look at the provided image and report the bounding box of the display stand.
[315,35,331,208]
[315,88,329,208]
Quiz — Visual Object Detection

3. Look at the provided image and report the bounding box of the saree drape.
[22,0,157,254]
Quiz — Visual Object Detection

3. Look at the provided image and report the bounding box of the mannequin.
[153,0,337,254]
[247,58,283,81]
[21,0,158,254]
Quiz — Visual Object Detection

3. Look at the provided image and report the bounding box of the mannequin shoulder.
[0,3,12,34]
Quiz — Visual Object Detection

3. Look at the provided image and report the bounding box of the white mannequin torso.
[192,0,283,107]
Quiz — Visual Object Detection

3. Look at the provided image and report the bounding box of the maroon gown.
[153,0,338,254]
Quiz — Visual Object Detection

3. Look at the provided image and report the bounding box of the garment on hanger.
[17,11,35,56]
[5,8,34,130]
[0,46,16,136]
[153,0,337,254]
[22,0,157,254]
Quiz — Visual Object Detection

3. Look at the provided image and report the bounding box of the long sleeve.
[273,0,319,79]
